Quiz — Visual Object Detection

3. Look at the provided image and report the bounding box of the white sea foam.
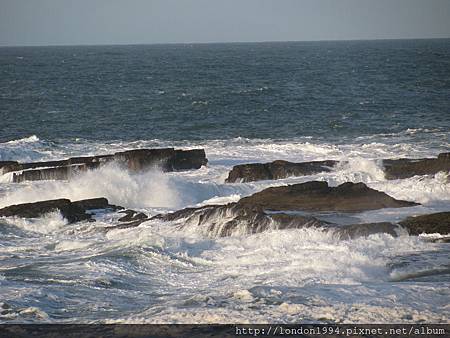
[333,158,386,183]
[2,211,68,234]
[0,164,181,210]
[0,134,449,324]
[369,172,450,205]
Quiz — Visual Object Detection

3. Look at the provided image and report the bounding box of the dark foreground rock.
[399,212,450,235]
[224,152,450,183]
[237,181,418,212]
[2,148,207,183]
[225,160,338,183]
[0,197,155,231]
[0,198,121,223]
[152,181,418,237]
[152,203,329,237]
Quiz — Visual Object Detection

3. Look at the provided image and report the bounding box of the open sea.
[0,39,449,323]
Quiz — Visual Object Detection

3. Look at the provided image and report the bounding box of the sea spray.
[0,163,181,209]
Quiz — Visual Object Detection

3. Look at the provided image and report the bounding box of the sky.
[1,0,450,46]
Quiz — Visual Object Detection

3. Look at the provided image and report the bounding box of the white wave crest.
[333,158,386,184]
[0,164,182,210]
[3,135,40,145]
[369,172,450,205]
[2,210,68,234]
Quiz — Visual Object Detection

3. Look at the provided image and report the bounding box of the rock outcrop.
[0,197,122,223]
[152,181,418,237]
[382,152,450,180]
[224,153,450,183]
[399,212,450,235]
[237,181,418,212]
[152,203,329,237]
[1,148,207,183]
[103,209,150,231]
[0,197,156,231]
[225,160,338,183]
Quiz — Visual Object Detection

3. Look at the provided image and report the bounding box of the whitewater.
[0,131,449,324]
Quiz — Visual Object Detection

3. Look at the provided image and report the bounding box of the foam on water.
[2,211,68,234]
[0,164,181,210]
[0,134,449,323]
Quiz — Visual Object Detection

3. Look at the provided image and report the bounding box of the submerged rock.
[225,160,338,183]
[117,209,148,223]
[103,209,150,231]
[399,212,450,235]
[237,181,418,212]
[0,197,121,223]
[335,222,400,240]
[3,148,208,183]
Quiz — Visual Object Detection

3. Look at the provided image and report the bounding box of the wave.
[1,211,68,234]
[369,172,450,205]
[1,131,445,166]
[2,135,40,145]
[0,163,255,211]
[0,164,181,210]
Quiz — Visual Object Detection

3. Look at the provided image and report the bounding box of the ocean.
[0,39,449,323]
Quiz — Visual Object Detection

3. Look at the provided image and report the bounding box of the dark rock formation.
[152,181,417,237]
[103,209,149,231]
[382,152,450,180]
[237,181,418,212]
[72,197,122,211]
[0,197,121,223]
[117,209,148,222]
[152,203,328,237]
[399,212,450,235]
[2,148,207,183]
[0,199,90,223]
[225,160,338,183]
[0,161,20,175]
[224,152,450,183]
[335,222,400,240]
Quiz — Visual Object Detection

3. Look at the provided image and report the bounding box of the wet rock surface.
[1,198,92,223]
[224,152,450,183]
[0,198,122,223]
[225,160,338,183]
[152,203,329,237]
[399,212,450,235]
[382,152,450,180]
[237,181,419,212]
[152,182,419,237]
[2,148,207,182]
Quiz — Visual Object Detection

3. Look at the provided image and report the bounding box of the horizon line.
[1,36,449,48]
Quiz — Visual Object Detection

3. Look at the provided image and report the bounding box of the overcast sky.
[1,0,450,46]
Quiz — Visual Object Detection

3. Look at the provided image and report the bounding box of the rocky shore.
[1,148,449,240]
[1,181,447,238]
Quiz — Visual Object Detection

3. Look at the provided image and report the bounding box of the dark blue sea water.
[1,39,449,143]
[0,40,449,324]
